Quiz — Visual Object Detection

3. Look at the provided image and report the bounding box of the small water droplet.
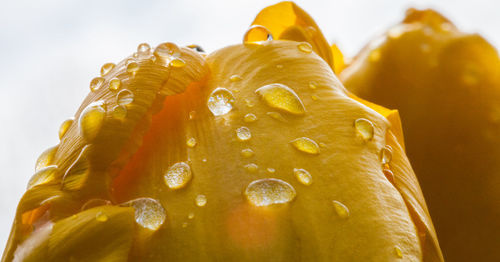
[297,42,313,53]
[243,25,273,43]
[127,62,139,74]
[79,101,106,142]
[112,105,127,120]
[245,99,254,108]
[380,145,393,165]
[164,162,192,189]
[294,168,312,186]
[266,111,287,122]
[207,87,235,116]
[440,22,453,32]
[109,78,122,91]
[121,198,166,230]
[245,178,296,206]
[28,165,58,190]
[96,211,108,222]
[319,142,326,148]
[244,163,259,173]
[291,137,320,154]
[266,167,275,173]
[236,126,251,141]
[90,77,105,92]
[35,145,59,171]
[332,200,349,219]
[202,158,207,163]
[311,95,318,101]
[369,49,381,62]
[256,83,306,115]
[354,118,375,141]
[241,148,254,158]
[186,137,197,148]
[308,81,318,89]
[100,63,116,76]
[188,212,195,219]
[195,194,207,207]
[170,58,186,68]
[243,113,258,123]
[137,43,151,55]
[383,169,395,184]
[58,118,74,140]
[189,111,196,120]
[230,74,242,82]
[117,89,134,106]
[394,246,403,258]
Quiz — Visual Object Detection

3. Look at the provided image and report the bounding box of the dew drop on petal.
[241,148,254,158]
[109,78,122,91]
[256,83,306,115]
[332,200,349,219]
[95,211,108,222]
[189,111,196,120]
[236,126,251,141]
[244,163,259,173]
[170,58,186,68]
[230,74,242,82]
[79,101,106,142]
[28,165,58,190]
[35,145,59,171]
[294,168,312,186]
[245,178,296,206]
[308,81,318,89]
[164,162,192,189]
[186,137,197,148]
[297,42,313,53]
[137,43,151,55]
[354,118,375,141]
[117,89,134,106]
[126,62,139,74]
[58,118,74,140]
[121,198,166,230]
[394,246,403,258]
[154,42,181,59]
[266,167,275,173]
[243,25,273,43]
[207,87,235,116]
[244,113,258,123]
[380,145,393,165]
[89,77,105,92]
[383,168,395,184]
[100,63,115,76]
[188,212,195,219]
[112,105,127,121]
[195,194,207,207]
[291,137,320,154]
[266,111,287,122]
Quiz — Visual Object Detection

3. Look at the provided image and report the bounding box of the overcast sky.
[0,0,498,251]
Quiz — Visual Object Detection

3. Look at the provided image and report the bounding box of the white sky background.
[0,0,498,251]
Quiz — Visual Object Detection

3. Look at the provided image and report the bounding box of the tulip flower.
[2,2,442,261]
[340,8,500,262]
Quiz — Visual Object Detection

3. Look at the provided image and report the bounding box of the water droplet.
[236,126,251,141]
[319,142,326,148]
[81,199,112,211]
[186,137,197,148]
[230,74,242,82]
[100,63,115,76]
[245,178,296,206]
[35,145,59,171]
[195,194,207,207]
[189,111,196,120]
[109,78,122,91]
[28,165,58,190]
[266,167,275,173]
[245,99,254,108]
[121,198,166,230]
[354,118,375,141]
[182,222,188,228]
[332,200,349,219]
[294,168,312,186]
[127,62,139,74]
[255,83,306,115]
[154,42,181,65]
[62,145,91,191]
[369,49,381,62]
[79,101,106,142]
[170,58,186,68]
[96,211,108,222]
[188,212,195,219]
[58,118,74,140]
[394,246,403,258]
[112,105,127,120]
[291,137,320,154]
[164,162,192,189]
[311,95,318,101]
[383,168,395,184]
[266,111,287,122]
[202,158,207,163]
[137,43,151,55]
[89,77,105,92]
[117,89,134,106]
[440,22,453,32]
[243,25,273,43]
[308,81,318,89]
[207,87,235,116]
[244,113,258,123]
[241,148,254,158]
[244,163,259,173]
[297,42,313,53]
[380,145,393,165]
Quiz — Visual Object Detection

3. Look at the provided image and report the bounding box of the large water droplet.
[112,105,127,121]
[256,83,306,115]
[137,43,151,55]
[297,42,313,53]
[164,162,192,189]
[294,168,312,186]
[89,77,105,92]
[244,113,258,123]
[126,61,139,74]
[380,145,393,165]
[236,126,251,141]
[35,145,59,171]
[28,165,58,190]
[383,168,395,184]
[243,25,273,43]
[121,198,166,230]
[195,194,207,207]
[186,137,197,148]
[291,137,320,154]
[58,118,74,140]
[79,101,106,142]
[154,42,181,66]
[100,63,115,76]
[354,118,375,141]
[62,145,91,191]
[95,211,108,222]
[244,163,259,173]
[109,78,122,91]
[117,89,134,106]
[241,148,254,158]
[332,200,349,219]
[207,87,235,116]
[245,178,296,206]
